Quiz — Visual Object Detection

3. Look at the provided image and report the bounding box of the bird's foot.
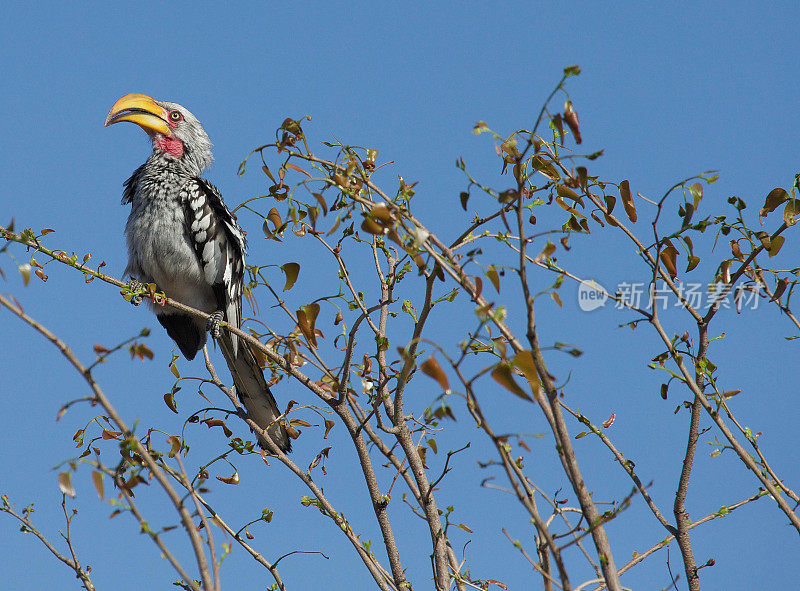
[206,310,225,340]
[123,279,146,306]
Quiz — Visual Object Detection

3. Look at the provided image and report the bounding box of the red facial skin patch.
[153,134,184,159]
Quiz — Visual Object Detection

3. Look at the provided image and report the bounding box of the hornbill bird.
[105,93,291,452]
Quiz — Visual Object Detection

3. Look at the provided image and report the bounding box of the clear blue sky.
[2,2,799,589]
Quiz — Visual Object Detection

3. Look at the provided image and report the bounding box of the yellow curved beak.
[104,93,170,136]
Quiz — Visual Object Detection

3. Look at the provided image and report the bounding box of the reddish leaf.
[563,100,582,144]
[285,162,313,178]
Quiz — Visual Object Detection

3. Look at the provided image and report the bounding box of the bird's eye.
[169,110,183,122]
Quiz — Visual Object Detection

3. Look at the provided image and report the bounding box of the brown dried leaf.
[268,207,282,228]
[420,357,449,391]
[417,446,429,469]
[324,419,335,439]
[491,363,531,400]
[512,351,541,397]
[770,277,788,302]
[717,260,731,283]
[361,218,385,235]
[730,240,745,261]
[164,391,179,414]
[660,244,679,280]
[92,471,104,500]
[167,436,181,458]
[296,303,321,348]
[619,180,637,223]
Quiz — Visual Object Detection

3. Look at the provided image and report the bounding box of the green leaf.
[281,263,300,291]
[783,199,800,225]
[768,235,785,257]
[760,187,789,218]
[401,299,418,322]
[688,183,703,208]
[557,184,583,206]
[485,266,500,293]
[534,242,556,263]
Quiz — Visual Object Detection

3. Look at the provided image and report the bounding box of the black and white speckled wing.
[180,178,290,451]
[181,178,247,354]
[121,163,145,205]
